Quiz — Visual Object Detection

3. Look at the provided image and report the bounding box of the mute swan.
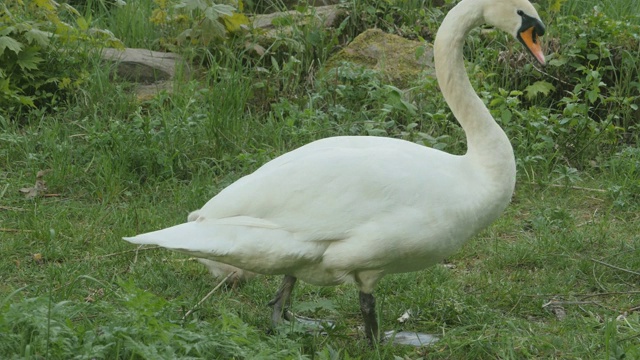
[124,0,546,344]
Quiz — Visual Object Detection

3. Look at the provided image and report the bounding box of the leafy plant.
[0,0,122,118]
[150,0,249,51]
[0,281,307,359]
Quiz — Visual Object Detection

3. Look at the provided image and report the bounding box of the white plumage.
[124,0,546,343]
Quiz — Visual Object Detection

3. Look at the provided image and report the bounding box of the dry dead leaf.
[36,169,52,178]
[85,288,105,303]
[32,253,44,264]
[397,309,412,323]
[543,299,567,321]
[20,179,48,199]
[246,42,266,56]
[19,169,52,198]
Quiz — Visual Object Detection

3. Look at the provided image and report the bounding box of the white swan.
[124,0,545,343]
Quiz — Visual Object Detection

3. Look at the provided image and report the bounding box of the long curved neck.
[434,0,516,186]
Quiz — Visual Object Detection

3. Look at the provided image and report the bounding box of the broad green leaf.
[76,17,89,31]
[0,35,23,57]
[58,77,72,89]
[524,80,555,100]
[24,28,52,46]
[294,299,336,313]
[550,0,567,13]
[60,3,81,16]
[209,3,235,17]
[176,28,193,44]
[200,16,226,41]
[34,0,57,11]
[0,26,17,36]
[204,6,222,21]
[222,12,249,32]
[548,57,568,67]
[176,0,208,11]
[16,48,43,70]
[19,95,35,107]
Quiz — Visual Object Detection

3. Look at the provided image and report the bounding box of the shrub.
[0,0,122,119]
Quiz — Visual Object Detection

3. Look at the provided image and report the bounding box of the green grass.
[1,0,640,358]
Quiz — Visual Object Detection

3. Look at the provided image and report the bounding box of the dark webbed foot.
[268,275,297,328]
[359,291,379,344]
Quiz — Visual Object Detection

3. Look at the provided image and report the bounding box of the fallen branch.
[591,258,640,277]
[182,271,236,321]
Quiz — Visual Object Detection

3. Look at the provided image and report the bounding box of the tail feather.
[123,218,320,274]
[123,222,211,251]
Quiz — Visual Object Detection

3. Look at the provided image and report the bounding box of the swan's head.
[483,0,546,65]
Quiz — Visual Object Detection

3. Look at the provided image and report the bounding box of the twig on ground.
[533,63,573,87]
[524,291,640,299]
[182,271,236,321]
[528,182,607,193]
[96,246,160,259]
[628,304,640,312]
[542,300,599,307]
[581,291,640,299]
[0,206,26,211]
[591,258,640,277]
[133,245,144,264]
[1,228,34,233]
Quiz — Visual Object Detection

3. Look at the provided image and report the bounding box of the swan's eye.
[517,10,525,16]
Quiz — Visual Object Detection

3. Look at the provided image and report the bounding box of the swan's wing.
[201,137,466,232]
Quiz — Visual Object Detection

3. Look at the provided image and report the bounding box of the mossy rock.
[324,28,434,88]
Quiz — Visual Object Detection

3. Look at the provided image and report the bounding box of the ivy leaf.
[0,35,23,57]
[524,80,555,101]
[24,28,52,47]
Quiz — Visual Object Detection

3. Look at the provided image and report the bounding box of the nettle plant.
[0,0,121,118]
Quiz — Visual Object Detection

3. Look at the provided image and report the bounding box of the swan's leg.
[268,275,297,328]
[359,291,379,343]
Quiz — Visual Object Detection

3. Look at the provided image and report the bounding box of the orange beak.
[519,27,545,65]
